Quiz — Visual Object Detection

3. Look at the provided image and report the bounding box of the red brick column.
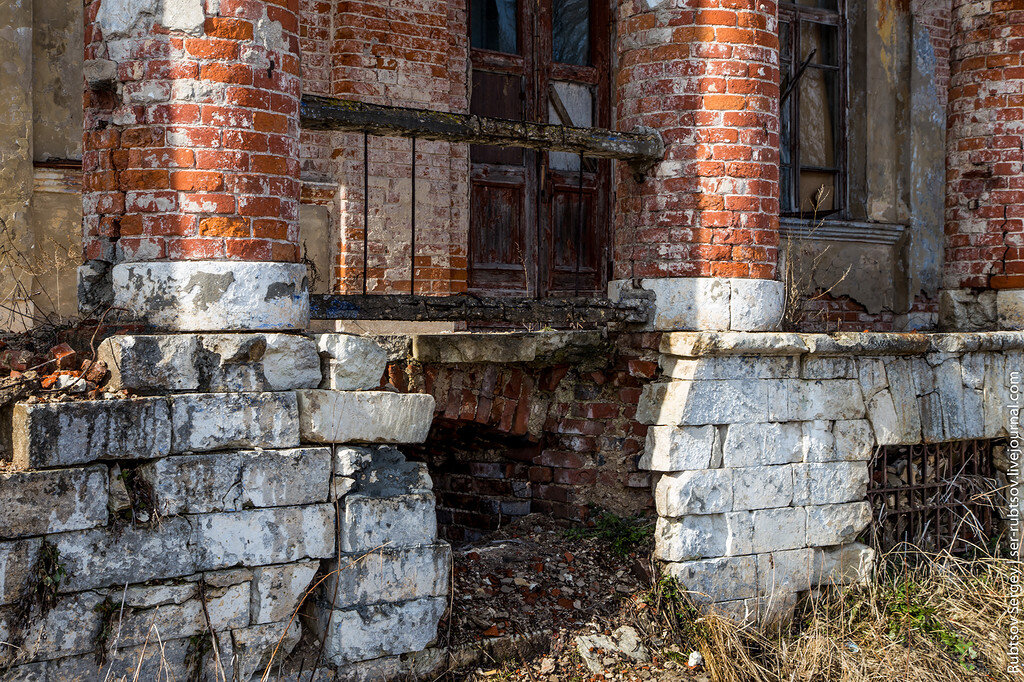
[942,0,1024,328]
[612,0,783,330]
[83,0,301,265]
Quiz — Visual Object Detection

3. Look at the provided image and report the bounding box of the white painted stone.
[640,425,718,471]
[261,334,322,390]
[637,380,770,425]
[661,555,758,604]
[749,507,805,552]
[732,465,793,510]
[316,596,447,665]
[170,392,300,453]
[251,561,319,624]
[296,390,435,444]
[722,422,803,467]
[112,261,309,332]
[654,514,752,561]
[4,398,170,468]
[997,289,1024,330]
[804,502,872,546]
[0,539,41,606]
[768,379,866,421]
[812,542,875,586]
[315,334,389,390]
[793,462,869,505]
[322,544,452,609]
[830,420,875,461]
[756,548,814,594]
[730,278,784,332]
[339,493,437,553]
[0,466,108,538]
[655,469,733,516]
[194,505,335,569]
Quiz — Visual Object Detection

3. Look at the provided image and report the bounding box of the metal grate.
[867,440,1002,555]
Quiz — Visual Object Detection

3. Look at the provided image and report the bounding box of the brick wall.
[613,0,781,281]
[83,0,302,264]
[792,293,939,332]
[297,0,469,294]
[391,333,662,542]
[944,0,1024,290]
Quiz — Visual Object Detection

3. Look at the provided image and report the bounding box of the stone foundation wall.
[0,330,448,679]
[639,331,1023,622]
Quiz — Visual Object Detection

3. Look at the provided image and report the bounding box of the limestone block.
[998,289,1024,330]
[934,358,968,440]
[963,387,985,439]
[326,647,447,682]
[749,507,806,552]
[0,466,108,538]
[655,469,733,516]
[866,389,916,445]
[730,278,784,332]
[315,596,447,665]
[3,397,170,468]
[856,358,888,400]
[983,352,1009,437]
[812,542,875,586]
[0,592,104,666]
[251,560,320,624]
[114,581,250,648]
[631,277,731,331]
[793,462,869,505]
[713,592,797,626]
[641,425,719,471]
[193,504,336,570]
[169,392,300,453]
[830,420,875,461]
[315,334,390,390]
[637,380,770,426]
[722,422,802,467]
[261,333,322,390]
[339,493,437,553]
[654,514,752,561]
[800,421,835,462]
[112,260,309,332]
[296,390,435,444]
[323,544,452,609]
[333,445,374,476]
[355,458,433,497]
[233,621,302,681]
[660,331,808,357]
[332,476,357,499]
[660,355,798,381]
[0,539,41,606]
[99,334,201,391]
[756,548,814,594]
[805,502,872,546]
[732,465,793,510]
[54,518,198,593]
[142,447,331,515]
[768,379,865,421]
[662,555,758,604]
[801,356,855,380]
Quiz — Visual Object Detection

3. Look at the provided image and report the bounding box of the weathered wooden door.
[468,0,610,298]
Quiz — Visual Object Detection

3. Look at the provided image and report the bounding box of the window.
[467,0,610,299]
[779,0,846,216]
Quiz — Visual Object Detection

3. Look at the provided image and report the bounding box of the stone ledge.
[408,330,606,364]
[296,390,435,444]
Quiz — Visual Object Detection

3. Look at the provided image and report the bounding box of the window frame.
[778,0,848,219]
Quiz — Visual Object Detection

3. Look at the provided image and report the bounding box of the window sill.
[779,217,905,245]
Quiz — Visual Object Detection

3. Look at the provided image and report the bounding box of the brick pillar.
[611,0,783,331]
[941,0,1024,330]
[81,0,308,331]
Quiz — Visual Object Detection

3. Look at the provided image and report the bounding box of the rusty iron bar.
[300,95,665,177]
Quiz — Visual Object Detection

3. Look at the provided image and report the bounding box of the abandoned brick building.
[0,0,1020,677]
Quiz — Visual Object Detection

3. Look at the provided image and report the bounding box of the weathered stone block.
[261,334,322,390]
[641,425,718,471]
[768,379,865,421]
[233,621,302,681]
[830,420,875,461]
[193,505,336,570]
[3,398,170,468]
[654,514,751,561]
[333,445,374,476]
[316,334,388,390]
[732,465,793,510]
[251,561,319,624]
[637,380,770,426]
[756,548,813,594]
[170,392,300,453]
[812,543,875,586]
[749,507,805,552]
[339,493,437,553]
[296,390,435,444]
[660,355,798,381]
[793,462,869,505]
[315,596,447,665]
[800,420,835,462]
[323,544,452,609]
[655,469,732,517]
[722,422,802,467]
[662,555,758,604]
[142,447,331,515]
[0,591,104,665]
[112,260,309,331]
[0,539,41,606]
[801,356,855,380]
[113,581,250,648]
[804,502,872,546]
[0,466,108,538]
[99,334,201,391]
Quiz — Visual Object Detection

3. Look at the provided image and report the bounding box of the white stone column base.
[111,260,310,331]
[609,277,784,331]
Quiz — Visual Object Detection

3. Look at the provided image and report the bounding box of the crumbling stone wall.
[641,330,1021,621]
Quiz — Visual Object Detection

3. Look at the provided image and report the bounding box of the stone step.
[296,390,434,444]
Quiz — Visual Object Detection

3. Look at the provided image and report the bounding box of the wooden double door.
[468,0,611,298]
